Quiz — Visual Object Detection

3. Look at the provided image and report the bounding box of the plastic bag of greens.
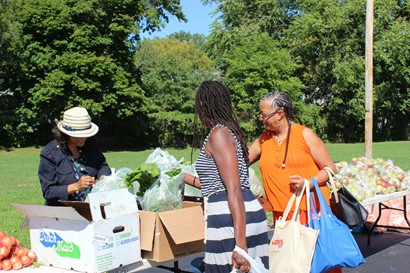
[139,171,184,211]
[182,163,202,197]
[125,163,161,196]
[91,167,131,193]
[145,148,184,173]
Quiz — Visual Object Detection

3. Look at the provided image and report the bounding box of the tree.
[223,31,312,138]
[204,2,322,141]
[284,0,410,142]
[373,6,410,141]
[283,0,370,142]
[206,0,409,143]
[0,0,185,148]
[168,30,208,51]
[0,0,25,147]
[135,37,218,147]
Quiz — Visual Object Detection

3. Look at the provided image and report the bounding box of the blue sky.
[141,0,218,39]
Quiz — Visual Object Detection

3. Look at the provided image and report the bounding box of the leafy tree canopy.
[135,36,218,147]
[206,0,409,142]
[0,0,185,147]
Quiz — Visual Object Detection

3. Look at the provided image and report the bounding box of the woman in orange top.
[249,90,342,273]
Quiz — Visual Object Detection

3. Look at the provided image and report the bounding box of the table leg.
[403,196,410,226]
[367,202,383,245]
[367,196,410,245]
[156,261,194,273]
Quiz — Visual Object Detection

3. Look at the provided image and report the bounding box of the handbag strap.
[323,166,339,203]
[310,177,334,217]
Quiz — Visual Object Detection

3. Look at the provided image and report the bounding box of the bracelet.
[193,177,197,187]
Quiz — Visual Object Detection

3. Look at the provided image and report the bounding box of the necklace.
[271,121,293,168]
[271,128,287,145]
[273,134,285,144]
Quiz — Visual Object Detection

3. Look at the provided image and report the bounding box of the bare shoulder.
[302,126,324,146]
[206,126,237,160]
[209,126,233,142]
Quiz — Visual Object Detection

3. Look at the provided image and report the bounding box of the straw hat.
[57,107,99,138]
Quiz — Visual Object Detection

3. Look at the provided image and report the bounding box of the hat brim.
[57,121,99,138]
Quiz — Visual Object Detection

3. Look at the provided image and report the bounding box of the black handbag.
[324,167,369,228]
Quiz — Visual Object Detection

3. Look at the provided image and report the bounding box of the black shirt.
[38,137,111,206]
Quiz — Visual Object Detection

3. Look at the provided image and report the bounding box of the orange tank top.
[259,123,330,217]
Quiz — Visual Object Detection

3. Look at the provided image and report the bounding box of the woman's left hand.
[232,250,250,272]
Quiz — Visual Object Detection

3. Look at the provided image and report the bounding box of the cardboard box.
[139,201,205,262]
[14,188,141,273]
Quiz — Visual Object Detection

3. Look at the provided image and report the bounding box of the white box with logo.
[14,188,141,273]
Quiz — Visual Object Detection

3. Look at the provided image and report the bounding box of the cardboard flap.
[13,204,88,221]
[89,188,139,219]
[59,200,105,221]
[139,211,157,251]
[159,206,204,244]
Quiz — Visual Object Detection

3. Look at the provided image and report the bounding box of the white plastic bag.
[138,148,188,211]
[139,172,184,211]
[91,167,131,193]
[145,147,184,173]
[181,163,202,197]
[231,246,269,273]
[249,167,265,198]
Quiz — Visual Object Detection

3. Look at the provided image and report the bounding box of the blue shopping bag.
[310,178,365,273]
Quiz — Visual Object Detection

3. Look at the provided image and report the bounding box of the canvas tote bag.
[269,180,319,273]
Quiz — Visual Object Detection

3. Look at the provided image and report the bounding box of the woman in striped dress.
[184,81,269,273]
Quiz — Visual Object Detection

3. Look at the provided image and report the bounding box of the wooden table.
[361,189,410,245]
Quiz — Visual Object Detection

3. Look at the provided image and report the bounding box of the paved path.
[139,231,410,273]
[136,255,204,272]
[19,230,410,272]
[344,231,410,273]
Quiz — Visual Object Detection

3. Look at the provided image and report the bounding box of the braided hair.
[194,80,250,166]
[261,91,295,121]
[261,90,299,168]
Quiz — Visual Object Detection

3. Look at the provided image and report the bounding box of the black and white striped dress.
[196,124,269,273]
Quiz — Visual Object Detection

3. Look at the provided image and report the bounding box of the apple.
[380,175,390,182]
[342,177,350,185]
[398,173,405,181]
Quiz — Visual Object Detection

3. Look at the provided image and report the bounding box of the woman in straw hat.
[38,107,111,206]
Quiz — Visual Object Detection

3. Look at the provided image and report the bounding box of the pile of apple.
[332,157,410,202]
[0,230,37,271]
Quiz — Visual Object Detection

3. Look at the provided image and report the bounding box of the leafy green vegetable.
[125,163,161,196]
[165,168,182,177]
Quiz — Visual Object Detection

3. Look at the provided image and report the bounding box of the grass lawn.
[1,141,409,248]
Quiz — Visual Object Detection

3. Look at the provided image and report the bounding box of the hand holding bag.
[310,178,365,273]
[231,246,269,273]
[324,167,368,228]
[269,180,319,273]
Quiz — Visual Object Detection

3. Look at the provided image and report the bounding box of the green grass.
[1,141,409,248]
